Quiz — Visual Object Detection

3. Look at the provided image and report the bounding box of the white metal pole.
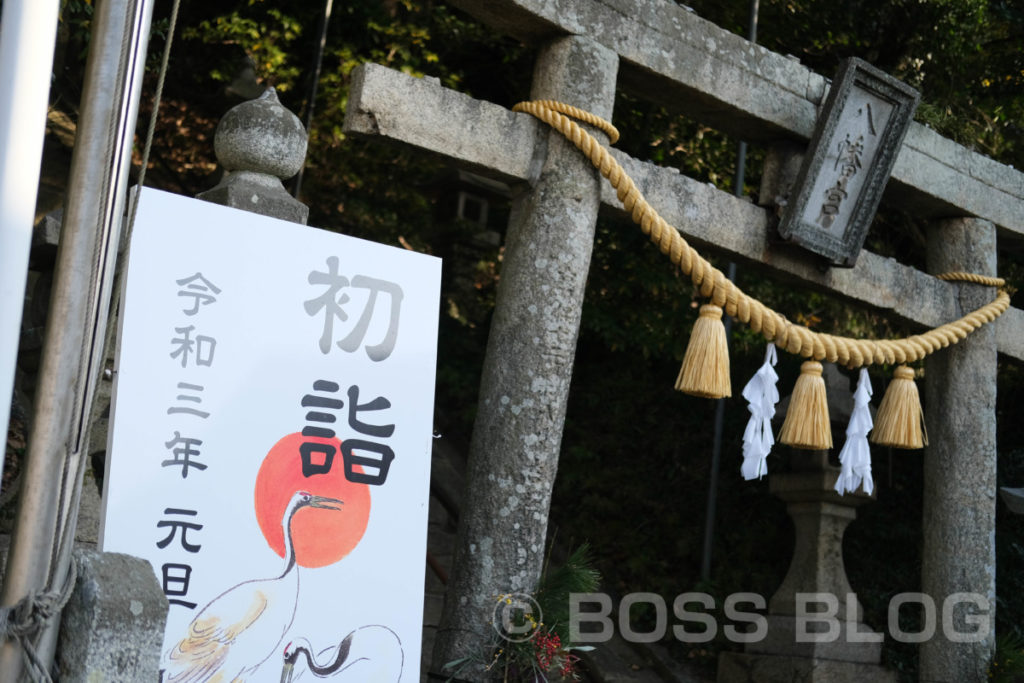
[0,0,61,490]
[0,0,153,677]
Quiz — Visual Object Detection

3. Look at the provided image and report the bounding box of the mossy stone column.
[432,36,618,679]
[922,217,998,681]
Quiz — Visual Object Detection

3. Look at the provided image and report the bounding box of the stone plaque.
[779,58,919,267]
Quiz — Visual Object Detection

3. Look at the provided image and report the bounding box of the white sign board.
[101,188,441,682]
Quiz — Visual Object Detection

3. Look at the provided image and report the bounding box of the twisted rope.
[936,271,1005,287]
[524,99,620,144]
[513,100,1011,368]
[0,560,78,682]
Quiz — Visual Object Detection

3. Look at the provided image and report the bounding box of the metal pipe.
[747,0,760,43]
[0,0,153,678]
[701,263,736,582]
[700,0,758,583]
[0,0,61,493]
[293,0,334,199]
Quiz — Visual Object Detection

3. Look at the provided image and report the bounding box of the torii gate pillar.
[922,217,998,681]
[431,36,618,677]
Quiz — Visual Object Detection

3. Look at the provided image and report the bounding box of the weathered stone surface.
[892,124,1024,234]
[213,88,306,179]
[197,170,308,225]
[75,468,103,546]
[922,217,997,682]
[758,143,804,209]
[450,0,818,140]
[604,150,959,333]
[745,616,882,664]
[345,64,538,185]
[996,307,1024,361]
[342,65,1024,362]
[448,0,1024,236]
[56,550,167,682]
[718,651,897,683]
[430,36,618,679]
[197,88,309,225]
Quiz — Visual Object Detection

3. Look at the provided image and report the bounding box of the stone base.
[745,615,883,663]
[716,651,897,683]
[57,550,168,682]
[197,170,308,225]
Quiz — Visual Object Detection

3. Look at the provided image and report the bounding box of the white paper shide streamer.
[835,368,874,495]
[741,344,779,480]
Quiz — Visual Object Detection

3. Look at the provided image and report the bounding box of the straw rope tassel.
[871,365,927,449]
[779,361,833,450]
[835,368,874,495]
[676,304,731,398]
[741,343,779,480]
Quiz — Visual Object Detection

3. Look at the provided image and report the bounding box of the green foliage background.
[38,0,1024,679]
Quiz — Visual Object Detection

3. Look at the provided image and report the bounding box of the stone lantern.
[718,365,896,682]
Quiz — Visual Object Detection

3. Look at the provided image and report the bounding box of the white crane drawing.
[161,491,345,682]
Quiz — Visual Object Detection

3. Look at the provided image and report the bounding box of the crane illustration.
[280,625,404,682]
[161,491,345,682]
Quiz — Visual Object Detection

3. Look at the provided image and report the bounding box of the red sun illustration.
[254,432,371,568]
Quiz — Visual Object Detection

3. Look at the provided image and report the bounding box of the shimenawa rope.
[511,100,1010,369]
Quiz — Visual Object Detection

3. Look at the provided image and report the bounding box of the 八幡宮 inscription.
[778,57,919,267]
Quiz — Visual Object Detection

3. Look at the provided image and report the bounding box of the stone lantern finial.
[197,87,309,224]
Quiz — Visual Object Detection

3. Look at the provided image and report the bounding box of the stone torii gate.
[343,1,1024,680]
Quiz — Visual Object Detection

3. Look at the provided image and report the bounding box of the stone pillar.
[196,87,309,224]
[921,217,997,682]
[432,36,618,678]
[56,551,167,681]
